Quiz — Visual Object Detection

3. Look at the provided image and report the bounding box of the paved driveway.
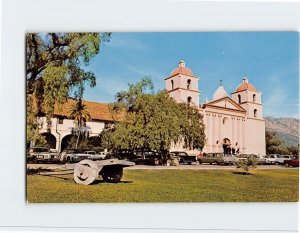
[26,163,295,170]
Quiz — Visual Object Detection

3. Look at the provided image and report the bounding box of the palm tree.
[69,99,91,148]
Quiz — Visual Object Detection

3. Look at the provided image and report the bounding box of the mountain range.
[265,117,299,146]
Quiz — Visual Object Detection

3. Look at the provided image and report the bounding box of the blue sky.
[83,32,299,118]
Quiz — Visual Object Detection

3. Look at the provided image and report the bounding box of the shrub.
[236,156,257,175]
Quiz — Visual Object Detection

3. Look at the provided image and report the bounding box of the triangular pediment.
[204,97,246,112]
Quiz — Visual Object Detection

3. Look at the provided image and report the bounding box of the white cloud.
[263,74,299,118]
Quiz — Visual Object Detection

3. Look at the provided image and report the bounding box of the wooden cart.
[40,159,135,185]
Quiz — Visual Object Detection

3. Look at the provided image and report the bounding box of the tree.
[287,145,299,156]
[69,99,91,149]
[265,131,284,154]
[266,131,299,155]
[113,76,154,112]
[26,33,111,145]
[236,156,257,175]
[101,78,206,156]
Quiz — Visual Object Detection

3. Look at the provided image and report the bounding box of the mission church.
[37,60,266,155]
[167,60,266,155]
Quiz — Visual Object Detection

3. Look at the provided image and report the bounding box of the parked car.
[265,154,286,165]
[132,151,164,165]
[284,157,299,167]
[27,147,60,163]
[60,149,89,163]
[198,153,236,165]
[256,155,267,164]
[85,151,107,160]
[237,154,266,165]
[169,151,197,165]
[282,155,293,160]
[115,149,163,166]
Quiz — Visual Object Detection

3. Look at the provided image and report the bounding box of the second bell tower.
[165,60,200,106]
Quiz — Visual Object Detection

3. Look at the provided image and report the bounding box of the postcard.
[26,32,299,203]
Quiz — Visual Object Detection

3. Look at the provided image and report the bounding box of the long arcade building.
[36,60,266,155]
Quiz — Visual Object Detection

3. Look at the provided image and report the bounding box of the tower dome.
[170,60,194,76]
[213,81,228,100]
[236,77,257,92]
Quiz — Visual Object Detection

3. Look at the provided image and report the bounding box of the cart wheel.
[74,160,99,185]
[102,166,123,183]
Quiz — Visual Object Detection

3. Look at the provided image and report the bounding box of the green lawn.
[27,169,299,203]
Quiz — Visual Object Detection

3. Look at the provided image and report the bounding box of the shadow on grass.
[92,180,133,185]
[28,168,134,185]
[27,168,52,175]
[231,171,254,176]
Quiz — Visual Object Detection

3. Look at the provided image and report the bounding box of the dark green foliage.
[69,99,91,149]
[26,33,110,145]
[101,78,205,154]
[288,145,299,156]
[66,134,87,150]
[113,76,154,112]
[236,156,257,175]
[266,131,299,155]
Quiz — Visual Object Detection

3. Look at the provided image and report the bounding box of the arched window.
[187,79,191,90]
[254,109,257,118]
[187,96,192,105]
[253,94,256,102]
[238,94,241,104]
[223,117,228,125]
[171,80,174,90]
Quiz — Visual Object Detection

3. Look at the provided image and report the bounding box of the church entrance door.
[222,138,231,155]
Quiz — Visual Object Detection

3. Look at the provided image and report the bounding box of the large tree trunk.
[75,134,80,149]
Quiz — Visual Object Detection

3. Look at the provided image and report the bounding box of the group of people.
[198,147,240,157]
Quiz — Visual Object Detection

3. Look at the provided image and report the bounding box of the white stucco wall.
[86,121,105,136]
[166,73,200,106]
[244,118,266,155]
[201,108,247,154]
[37,117,105,152]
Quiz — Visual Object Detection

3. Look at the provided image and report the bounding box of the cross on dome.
[179,60,186,67]
[213,81,228,100]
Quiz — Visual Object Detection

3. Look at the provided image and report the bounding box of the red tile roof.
[29,95,124,122]
[170,66,194,77]
[53,99,124,122]
[236,82,257,92]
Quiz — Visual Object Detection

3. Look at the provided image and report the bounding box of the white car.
[85,151,107,160]
[282,155,293,160]
[265,154,285,165]
[237,154,266,165]
[61,149,107,163]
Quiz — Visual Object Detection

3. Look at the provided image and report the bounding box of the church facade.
[166,60,266,155]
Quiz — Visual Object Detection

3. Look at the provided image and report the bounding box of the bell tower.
[165,60,200,106]
[231,77,263,119]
